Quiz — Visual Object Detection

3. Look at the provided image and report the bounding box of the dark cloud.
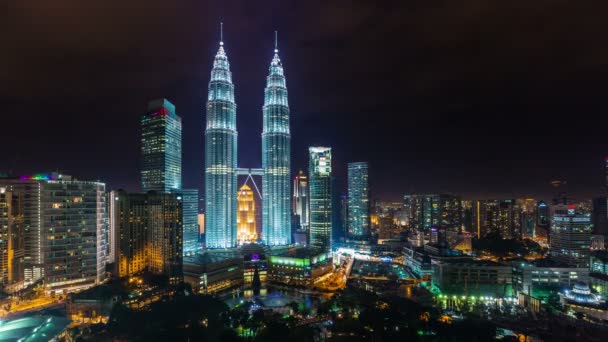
[2,0,608,200]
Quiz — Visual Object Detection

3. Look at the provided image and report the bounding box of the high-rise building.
[0,187,24,288]
[550,204,592,268]
[592,197,608,236]
[309,147,332,251]
[139,99,198,256]
[331,177,346,243]
[410,194,461,232]
[262,35,291,246]
[0,174,106,293]
[112,190,183,281]
[205,35,238,249]
[347,162,370,237]
[175,189,199,255]
[537,201,550,227]
[293,171,310,231]
[497,199,522,239]
[140,99,182,192]
[237,184,257,244]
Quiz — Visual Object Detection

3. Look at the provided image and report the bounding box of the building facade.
[410,194,461,232]
[347,162,370,237]
[292,171,310,231]
[0,175,107,293]
[550,204,593,268]
[177,189,199,255]
[262,41,291,246]
[140,99,182,192]
[309,147,332,251]
[140,99,198,256]
[237,184,257,244]
[112,191,183,281]
[205,39,238,248]
[0,187,24,289]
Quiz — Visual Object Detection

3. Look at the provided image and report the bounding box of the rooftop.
[0,316,70,342]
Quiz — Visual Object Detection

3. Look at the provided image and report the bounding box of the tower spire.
[220,22,224,46]
[274,30,278,53]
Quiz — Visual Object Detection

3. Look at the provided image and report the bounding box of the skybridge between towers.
[236,167,263,200]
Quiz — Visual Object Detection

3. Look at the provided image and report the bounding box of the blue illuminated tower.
[309,147,332,251]
[141,99,182,192]
[347,162,370,237]
[262,32,291,246]
[205,26,238,248]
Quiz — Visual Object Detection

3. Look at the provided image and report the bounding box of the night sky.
[3,0,608,200]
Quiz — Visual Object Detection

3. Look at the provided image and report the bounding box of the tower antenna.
[274,30,278,53]
[220,22,224,46]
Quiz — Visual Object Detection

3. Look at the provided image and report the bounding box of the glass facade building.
[410,194,461,233]
[309,147,332,251]
[293,171,310,231]
[550,204,593,268]
[176,189,199,255]
[347,162,370,237]
[262,44,291,246]
[205,40,238,248]
[140,99,182,192]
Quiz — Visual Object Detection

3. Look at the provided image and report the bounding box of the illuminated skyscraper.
[262,34,291,246]
[205,31,238,248]
[140,99,182,192]
[309,147,332,251]
[550,204,592,268]
[411,194,461,232]
[237,184,257,244]
[347,162,370,237]
[139,99,198,255]
[293,171,309,231]
[177,189,200,255]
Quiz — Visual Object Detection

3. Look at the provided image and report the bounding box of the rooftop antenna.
[274,30,278,53]
[220,22,224,46]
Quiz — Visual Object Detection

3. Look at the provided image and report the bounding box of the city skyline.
[4,2,608,200]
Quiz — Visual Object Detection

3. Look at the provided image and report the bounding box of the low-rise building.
[432,260,513,297]
[183,253,243,294]
[512,260,588,299]
[268,248,332,287]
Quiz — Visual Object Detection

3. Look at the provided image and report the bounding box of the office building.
[177,189,199,255]
[592,197,608,236]
[183,252,243,294]
[512,260,589,297]
[550,204,593,268]
[309,147,332,251]
[205,36,238,248]
[472,199,522,239]
[537,201,550,228]
[410,194,461,232]
[139,99,198,256]
[237,184,257,244]
[140,99,182,192]
[347,162,370,237]
[268,249,332,287]
[432,260,513,297]
[262,37,291,246]
[292,171,310,231]
[112,191,183,281]
[0,174,106,293]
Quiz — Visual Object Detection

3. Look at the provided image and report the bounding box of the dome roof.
[564,282,600,304]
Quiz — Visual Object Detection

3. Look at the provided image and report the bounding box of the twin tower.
[205,32,291,248]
